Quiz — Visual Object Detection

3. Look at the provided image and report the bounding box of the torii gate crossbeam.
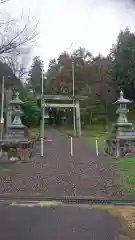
[42,95,88,137]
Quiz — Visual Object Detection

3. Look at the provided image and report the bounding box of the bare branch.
[0,0,9,4]
[0,1,38,55]
[1,47,31,79]
[0,16,38,55]
[0,1,38,81]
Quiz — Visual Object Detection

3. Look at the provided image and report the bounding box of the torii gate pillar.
[75,99,81,137]
[5,89,12,133]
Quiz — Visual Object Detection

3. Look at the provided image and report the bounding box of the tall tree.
[1,47,31,80]
[46,47,114,100]
[46,52,72,94]
[46,48,94,95]
[0,60,21,89]
[109,27,135,99]
[19,87,40,127]
[28,56,45,94]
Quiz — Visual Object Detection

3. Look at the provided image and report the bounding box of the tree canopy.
[4,26,135,126]
[109,27,135,99]
[45,27,135,103]
[27,56,45,94]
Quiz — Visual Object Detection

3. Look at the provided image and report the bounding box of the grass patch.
[56,126,74,136]
[56,125,108,152]
[83,125,108,151]
[0,168,9,173]
[29,127,40,139]
[56,125,108,137]
[87,135,106,152]
[118,156,135,193]
[88,204,135,240]
[0,167,10,176]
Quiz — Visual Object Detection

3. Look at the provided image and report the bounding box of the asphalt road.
[0,205,121,240]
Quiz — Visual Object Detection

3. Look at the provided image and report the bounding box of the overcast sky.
[5,0,135,70]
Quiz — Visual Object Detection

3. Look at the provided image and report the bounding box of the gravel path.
[0,128,127,198]
[0,205,121,240]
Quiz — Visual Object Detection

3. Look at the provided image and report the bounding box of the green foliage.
[46,48,114,98]
[19,87,41,127]
[43,27,135,124]
[0,61,21,92]
[28,56,45,94]
[20,27,135,127]
[110,27,135,99]
[29,127,40,139]
[119,156,135,193]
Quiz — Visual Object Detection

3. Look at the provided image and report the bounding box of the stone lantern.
[11,92,23,126]
[115,91,132,125]
[5,91,27,139]
[105,91,135,157]
[0,91,31,163]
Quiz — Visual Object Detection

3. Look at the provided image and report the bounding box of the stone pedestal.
[7,125,26,139]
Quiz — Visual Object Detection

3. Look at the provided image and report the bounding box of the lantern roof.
[9,92,24,105]
[113,91,132,104]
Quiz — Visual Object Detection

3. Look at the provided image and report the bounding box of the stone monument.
[105,91,135,157]
[5,91,27,139]
[0,91,32,163]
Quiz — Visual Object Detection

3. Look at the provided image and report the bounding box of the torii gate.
[42,95,88,137]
